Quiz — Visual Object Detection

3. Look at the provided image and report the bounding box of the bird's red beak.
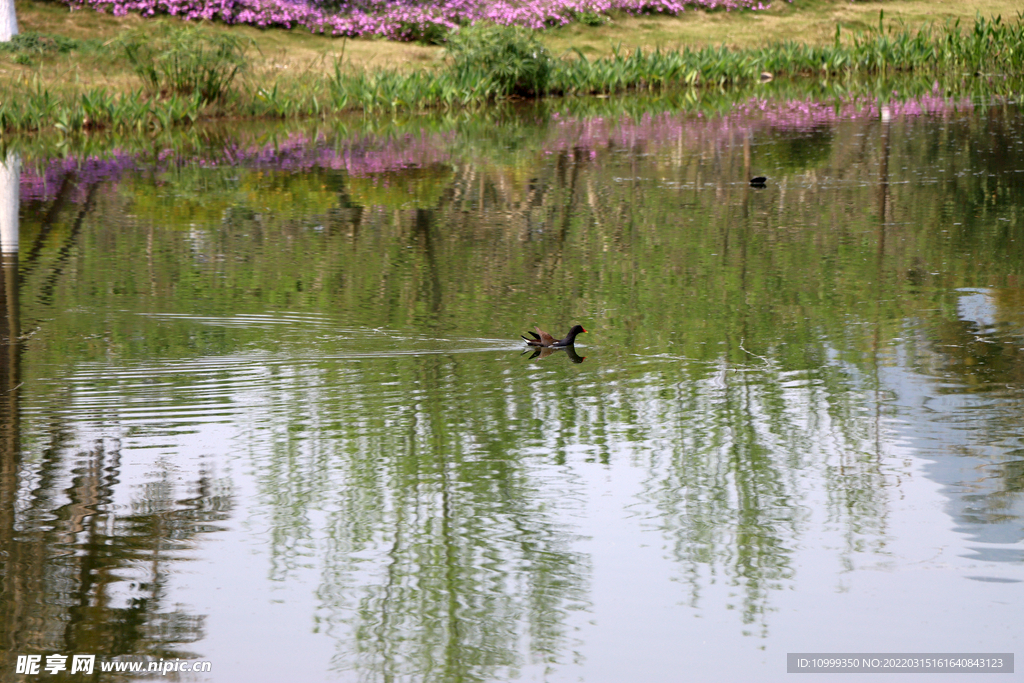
[582,327,588,333]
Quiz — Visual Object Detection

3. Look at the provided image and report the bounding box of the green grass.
[2,14,1023,134]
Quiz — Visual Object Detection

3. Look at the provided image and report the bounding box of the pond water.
[4,91,1024,682]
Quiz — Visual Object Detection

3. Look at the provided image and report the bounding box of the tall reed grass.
[116,25,252,103]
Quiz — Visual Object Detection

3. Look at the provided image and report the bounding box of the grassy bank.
[1,0,1023,133]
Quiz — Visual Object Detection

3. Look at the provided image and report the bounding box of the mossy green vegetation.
[1,13,1023,134]
[0,30,89,55]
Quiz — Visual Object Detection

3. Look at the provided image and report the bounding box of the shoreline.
[1,0,1022,135]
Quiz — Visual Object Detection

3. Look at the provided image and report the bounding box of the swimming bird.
[750,176,767,187]
[522,325,587,348]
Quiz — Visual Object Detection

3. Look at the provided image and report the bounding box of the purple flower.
[66,0,770,39]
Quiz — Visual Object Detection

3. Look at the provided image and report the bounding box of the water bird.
[522,325,587,348]
[750,176,767,188]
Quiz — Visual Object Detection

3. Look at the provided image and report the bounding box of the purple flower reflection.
[20,92,974,204]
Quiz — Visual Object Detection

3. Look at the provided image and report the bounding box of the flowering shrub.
[67,0,767,42]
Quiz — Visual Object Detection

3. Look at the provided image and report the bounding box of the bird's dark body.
[522,325,587,348]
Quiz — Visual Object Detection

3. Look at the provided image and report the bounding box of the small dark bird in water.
[750,176,767,188]
[522,325,587,348]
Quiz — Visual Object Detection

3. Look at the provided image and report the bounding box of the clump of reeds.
[445,24,553,97]
[322,24,555,112]
[115,25,253,104]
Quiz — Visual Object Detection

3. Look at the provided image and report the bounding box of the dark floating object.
[522,325,588,348]
[750,176,767,187]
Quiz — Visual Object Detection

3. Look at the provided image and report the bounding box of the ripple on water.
[27,312,524,440]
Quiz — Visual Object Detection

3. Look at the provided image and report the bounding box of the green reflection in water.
[4,92,1024,680]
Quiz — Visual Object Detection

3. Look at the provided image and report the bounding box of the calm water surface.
[3,94,1024,682]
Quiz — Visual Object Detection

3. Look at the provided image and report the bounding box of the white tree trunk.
[0,0,17,43]
[0,151,19,254]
